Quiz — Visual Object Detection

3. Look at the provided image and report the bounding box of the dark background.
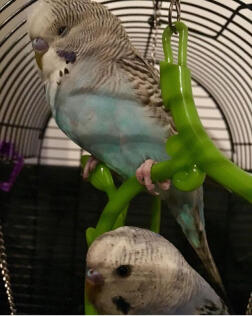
[0,0,251,314]
[0,164,251,315]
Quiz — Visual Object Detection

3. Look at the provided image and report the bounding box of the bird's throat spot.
[56,50,76,64]
[112,296,131,315]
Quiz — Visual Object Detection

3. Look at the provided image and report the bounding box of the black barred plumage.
[86,227,229,315]
[197,299,229,315]
[118,57,176,133]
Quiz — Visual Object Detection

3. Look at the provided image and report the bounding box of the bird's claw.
[83,156,99,180]
[136,159,171,195]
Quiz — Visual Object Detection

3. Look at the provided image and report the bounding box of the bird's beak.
[31,38,49,70]
[34,52,43,70]
[85,268,104,303]
[86,268,104,287]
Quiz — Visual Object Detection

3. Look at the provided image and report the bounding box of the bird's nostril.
[32,38,49,53]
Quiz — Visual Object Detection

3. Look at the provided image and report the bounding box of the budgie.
[86,226,229,315]
[28,0,225,295]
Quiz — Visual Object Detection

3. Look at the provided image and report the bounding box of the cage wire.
[0,220,16,315]
[0,0,251,314]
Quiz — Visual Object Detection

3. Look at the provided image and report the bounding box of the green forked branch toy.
[159,22,252,199]
[83,21,251,314]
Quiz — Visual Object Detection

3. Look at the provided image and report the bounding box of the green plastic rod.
[92,177,144,241]
[81,158,162,243]
[81,156,130,246]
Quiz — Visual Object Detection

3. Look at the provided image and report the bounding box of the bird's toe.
[136,159,157,195]
[83,156,99,180]
[136,159,171,195]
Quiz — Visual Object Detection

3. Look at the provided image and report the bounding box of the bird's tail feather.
[162,186,227,299]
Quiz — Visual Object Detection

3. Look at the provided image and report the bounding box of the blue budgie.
[28,0,225,295]
[86,226,229,315]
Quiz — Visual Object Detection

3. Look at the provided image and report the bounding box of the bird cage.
[0,0,251,314]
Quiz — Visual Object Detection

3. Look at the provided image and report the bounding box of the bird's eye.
[115,265,132,278]
[58,26,67,36]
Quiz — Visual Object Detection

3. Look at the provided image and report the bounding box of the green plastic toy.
[160,22,252,201]
[84,21,252,315]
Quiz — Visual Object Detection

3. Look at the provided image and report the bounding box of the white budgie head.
[86,226,195,315]
[28,0,132,77]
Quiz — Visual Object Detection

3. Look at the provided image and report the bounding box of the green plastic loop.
[162,21,188,66]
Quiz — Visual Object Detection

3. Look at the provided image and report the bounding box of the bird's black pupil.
[116,265,131,277]
[58,26,67,35]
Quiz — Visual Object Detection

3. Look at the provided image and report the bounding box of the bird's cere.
[32,38,49,53]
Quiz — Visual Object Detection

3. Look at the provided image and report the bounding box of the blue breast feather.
[54,90,170,178]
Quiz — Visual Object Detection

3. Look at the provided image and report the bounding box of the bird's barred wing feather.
[117,54,177,137]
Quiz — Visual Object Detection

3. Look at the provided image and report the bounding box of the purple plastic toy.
[0,141,24,192]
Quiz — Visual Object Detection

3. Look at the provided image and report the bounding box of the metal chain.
[0,221,16,315]
[246,292,252,315]
[168,0,181,28]
[151,0,162,65]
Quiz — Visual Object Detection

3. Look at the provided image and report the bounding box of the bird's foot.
[82,156,99,180]
[136,159,171,195]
